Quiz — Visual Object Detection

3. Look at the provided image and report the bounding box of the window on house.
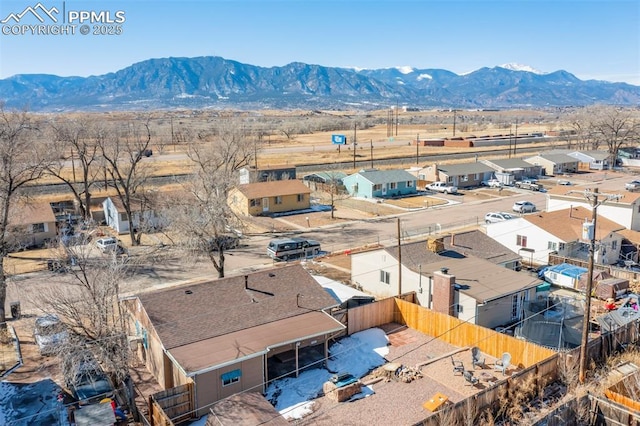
[221,369,242,386]
[120,213,128,221]
[456,304,463,313]
[275,196,282,205]
[461,175,468,182]
[297,194,304,202]
[31,223,45,233]
[612,240,618,250]
[547,241,557,251]
[511,294,519,320]
[373,184,382,191]
[559,243,565,251]
[250,198,261,207]
[474,174,480,180]
[516,235,527,247]
[380,270,390,284]
[407,181,413,187]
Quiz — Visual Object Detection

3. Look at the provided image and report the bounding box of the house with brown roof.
[123,264,344,416]
[8,200,57,248]
[350,236,538,329]
[546,185,640,231]
[486,206,625,266]
[228,180,311,216]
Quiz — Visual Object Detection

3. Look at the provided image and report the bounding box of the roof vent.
[269,273,275,277]
[440,267,449,275]
[185,290,193,295]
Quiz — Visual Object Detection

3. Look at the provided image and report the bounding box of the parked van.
[267,238,321,261]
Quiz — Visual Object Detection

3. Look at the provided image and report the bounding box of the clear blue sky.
[1,0,638,85]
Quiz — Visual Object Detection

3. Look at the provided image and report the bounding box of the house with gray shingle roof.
[480,158,543,182]
[417,162,497,189]
[350,235,538,329]
[524,153,579,176]
[566,150,611,170]
[342,168,417,198]
[124,264,344,417]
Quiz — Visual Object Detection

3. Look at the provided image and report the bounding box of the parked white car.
[95,237,118,252]
[484,212,514,224]
[482,178,503,188]
[426,181,458,194]
[512,201,536,213]
[625,180,640,191]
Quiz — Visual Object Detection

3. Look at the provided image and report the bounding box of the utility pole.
[395,101,399,136]
[508,124,513,158]
[353,122,357,169]
[453,109,457,137]
[575,187,622,383]
[416,133,420,165]
[370,139,373,169]
[513,118,519,156]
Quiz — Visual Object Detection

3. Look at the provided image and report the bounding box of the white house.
[566,150,611,170]
[350,239,538,329]
[546,186,640,231]
[485,206,625,267]
[103,196,164,234]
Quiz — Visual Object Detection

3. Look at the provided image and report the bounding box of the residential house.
[238,165,297,185]
[479,158,543,184]
[440,230,522,270]
[485,206,624,267]
[566,150,611,170]
[301,171,347,191]
[524,153,579,176]
[227,180,311,216]
[8,201,57,248]
[342,168,417,199]
[103,196,164,235]
[546,186,640,231]
[615,228,640,264]
[350,238,538,329]
[416,162,496,189]
[124,264,344,416]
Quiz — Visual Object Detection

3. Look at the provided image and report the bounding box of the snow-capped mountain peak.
[395,66,414,74]
[498,63,545,74]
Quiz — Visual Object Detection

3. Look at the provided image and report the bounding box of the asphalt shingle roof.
[437,162,496,175]
[524,206,624,241]
[235,180,310,199]
[349,169,417,185]
[137,264,339,350]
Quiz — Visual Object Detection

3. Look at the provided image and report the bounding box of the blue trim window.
[221,369,242,386]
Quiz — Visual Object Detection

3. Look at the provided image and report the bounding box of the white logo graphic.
[1,2,59,23]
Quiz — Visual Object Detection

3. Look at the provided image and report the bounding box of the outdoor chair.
[494,352,511,376]
[451,356,464,375]
[471,347,485,369]
[463,370,479,386]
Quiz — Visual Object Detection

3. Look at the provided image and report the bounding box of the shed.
[577,277,630,300]
[543,263,587,289]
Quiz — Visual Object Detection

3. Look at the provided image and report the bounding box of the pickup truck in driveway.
[426,181,458,194]
[514,180,541,191]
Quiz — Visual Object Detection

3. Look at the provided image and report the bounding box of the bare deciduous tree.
[97,120,152,246]
[34,242,131,386]
[46,117,101,221]
[168,119,254,278]
[0,105,50,323]
[589,105,640,166]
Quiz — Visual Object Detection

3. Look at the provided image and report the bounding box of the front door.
[262,197,269,212]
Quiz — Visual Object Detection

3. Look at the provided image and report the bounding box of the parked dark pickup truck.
[514,180,541,191]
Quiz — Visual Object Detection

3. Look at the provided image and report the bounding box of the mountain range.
[1,56,639,111]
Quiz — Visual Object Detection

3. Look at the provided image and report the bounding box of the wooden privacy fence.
[414,357,560,426]
[148,382,194,426]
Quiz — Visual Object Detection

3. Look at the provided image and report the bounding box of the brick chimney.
[432,268,456,316]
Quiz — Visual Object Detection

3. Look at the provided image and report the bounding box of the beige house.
[124,264,343,416]
[8,201,57,248]
[228,180,311,216]
[350,237,538,330]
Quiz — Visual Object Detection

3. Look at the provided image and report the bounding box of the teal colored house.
[342,168,418,199]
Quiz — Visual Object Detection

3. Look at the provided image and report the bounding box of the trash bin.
[10,301,20,319]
